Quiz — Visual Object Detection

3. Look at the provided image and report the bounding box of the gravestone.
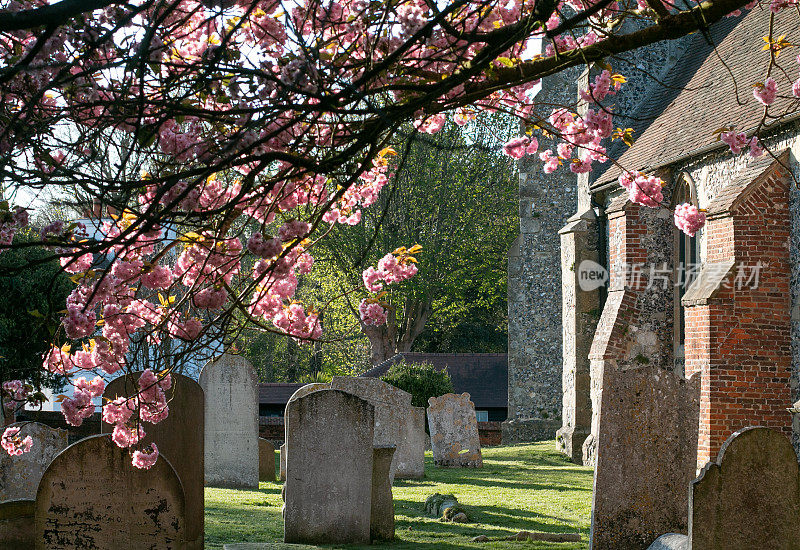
[35,434,185,549]
[0,499,35,548]
[0,422,67,501]
[330,376,424,480]
[102,371,204,550]
[284,389,374,544]
[591,367,699,549]
[200,353,259,488]
[426,393,483,468]
[259,438,276,482]
[279,444,286,482]
[371,446,396,541]
[689,427,800,549]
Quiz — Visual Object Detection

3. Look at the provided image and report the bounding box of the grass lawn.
[205,442,593,549]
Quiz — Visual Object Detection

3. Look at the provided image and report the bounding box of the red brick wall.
[684,162,792,466]
[478,421,502,446]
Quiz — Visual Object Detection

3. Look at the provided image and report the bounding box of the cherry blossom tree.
[0,0,789,464]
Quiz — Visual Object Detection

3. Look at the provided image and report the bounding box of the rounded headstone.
[102,371,204,550]
[0,421,68,501]
[35,434,185,549]
[330,377,424,480]
[200,353,259,488]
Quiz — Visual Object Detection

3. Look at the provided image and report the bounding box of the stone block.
[279,443,286,482]
[690,427,800,549]
[284,389,374,544]
[427,393,482,468]
[200,353,259,489]
[259,438,276,482]
[590,366,700,549]
[35,434,184,549]
[370,446,395,541]
[0,422,67,501]
[0,499,35,548]
[103,371,204,550]
[646,534,689,550]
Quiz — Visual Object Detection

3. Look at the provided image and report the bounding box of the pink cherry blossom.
[1,427,33,456]
[753,77,778,106]
[674,203,706,237]
[359,299,388,326]
[132,444,159,469]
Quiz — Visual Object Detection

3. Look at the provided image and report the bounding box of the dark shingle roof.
[362,353,508,409]
[594,8,799,188]
[258,383,305,405]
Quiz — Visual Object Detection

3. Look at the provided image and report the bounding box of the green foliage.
[318,116,518,358]
[380,360,453,408]
[0,229,72,390]
[204,443,593,549]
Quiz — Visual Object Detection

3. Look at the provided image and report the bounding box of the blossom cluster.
[1,426,32,456]
[359,246,421,326]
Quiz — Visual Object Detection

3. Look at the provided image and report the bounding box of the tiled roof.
[707,149,789,216]
[258,383,305,405]
[362,353,508,409]
[594,8,799,188]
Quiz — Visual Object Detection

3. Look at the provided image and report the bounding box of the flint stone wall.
[200,353,259,489]
[35,434,185,550]
[284,389,374,545]
[330,377,424,480]
[102,371,204,550]
[0,422,67,501]
[427,393,482,468]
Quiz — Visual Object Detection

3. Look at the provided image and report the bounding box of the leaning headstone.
[284,389,374,544]
[591,368,699,549]
[0,499,35,548]
[102,371,205,550]
[200,353,259,488]
[689,427,800,549]
[426,393,483,468]
[259,438,276,482]
[371,446,396,541]
[35,434,185,549]
[279,444,286,482]
[0,422,67,501]
[330,377,424,480]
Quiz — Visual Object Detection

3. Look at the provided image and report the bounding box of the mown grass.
[205,442,593,549]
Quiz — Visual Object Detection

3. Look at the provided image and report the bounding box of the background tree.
[381,360,454,409]
[321,119,518,364]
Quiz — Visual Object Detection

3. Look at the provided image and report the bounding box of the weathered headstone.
[279,443,286,482]
[259,438,275,482]
[0,422,67,501]
[371,446,396,541]
[35,434,185,549]
[102,371,204,550]
[200,353,259,488]
[284,389,374,544]
[689,427,800,549]
[0,499,35,548]
[330,376,424,480]
[591,367,699,549]
[426,393,483,468]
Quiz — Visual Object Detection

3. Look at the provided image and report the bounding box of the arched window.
[674,173,700,363]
